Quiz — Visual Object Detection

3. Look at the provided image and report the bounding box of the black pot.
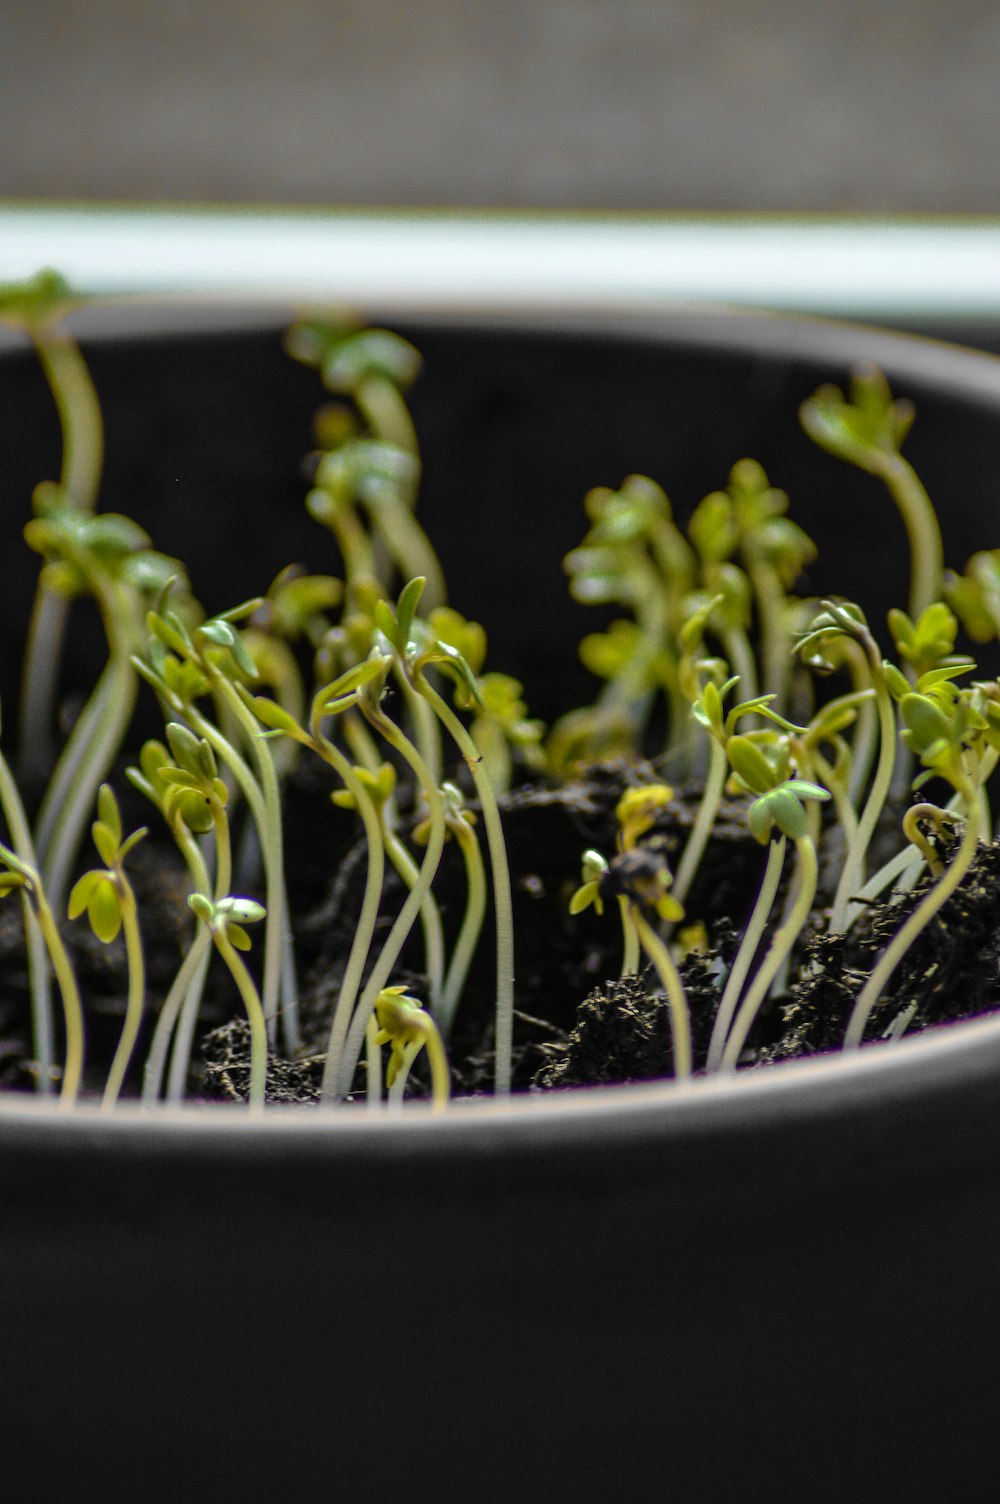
[3,305,1000,1503]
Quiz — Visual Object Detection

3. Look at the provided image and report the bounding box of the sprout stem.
[719,834,818,1072]
[630,908,692,1078]
[100,883,145,1111]
[706,836,786,1073]
[415,675,516,1094]
[844,796,981,1050]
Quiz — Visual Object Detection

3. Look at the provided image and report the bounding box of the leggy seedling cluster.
[1,268,999,1112]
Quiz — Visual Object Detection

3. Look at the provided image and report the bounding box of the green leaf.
[568,882,600,916]
[188,892,214,924]
[395,576,426,651]
[218,896,267,925]
[225,923,252,951]
[97,785,122,846]
[727,734,779,795]
[89,877,123,944]
[373,597,402,652]
[0,267,74,328]
[783,779,831,803]
[246,694,304,737]
[168,787,215,834]
[321,328,422,392]
[767,788,809,840]
[147,609,192,657]
[165,722,205,777]
[900,692,952,751]
[91,820,120,868]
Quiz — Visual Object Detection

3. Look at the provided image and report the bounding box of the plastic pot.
[2,304,1000,1503]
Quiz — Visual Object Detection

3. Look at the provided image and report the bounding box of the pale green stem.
[827,665,896,935]
[209,924,268,1112]
[386,1031,450,1113]
[387,1042,419,1109]
[34,889,85,1107]
[631,908,692,1079]
[18,331,104,775]
[415,675,516,1095]
[196,674,299,1053]
[382,826,445,1015]
[773,795,823,1000]
[355,373,420,455]
[745,554,789,711]
[33,332,104,509]
[844,793,981,1050]
[706,836,787,1073]
[368,498,447,613]
[333,716,446,1099]
[316,740,387,1104]
[18,590,71,782]
[342,708,383,770]
[671,735,727,913]
[877,452,943,625]
[719,835,818,1072]
[310,486,378,595]
[596,558,667,722]
[396,665,442,787]
[38,647,136,910]
[147,815,227,1105]
[437,818,488,1038]
[618,896,640,977]
[365,1013,382,1112]
[100,882,146,1111]
[148,937,212,1106]
[0,744,57,1092]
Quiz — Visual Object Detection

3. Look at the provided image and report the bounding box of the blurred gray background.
[1,0,998,210]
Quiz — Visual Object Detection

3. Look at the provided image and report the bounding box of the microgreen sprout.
[67,785,147,1110]
[592,784,693,1079]
[1,270,104,776]
[127,725,232,1104]
[800,364,943,622]
[371,985,450,1111]
[412,781,487,1039]
[188,893,269,1110]
[569,847,640,977]
[710,740,830,1073]
[843,662,994,1049]
[0,723,83,1104]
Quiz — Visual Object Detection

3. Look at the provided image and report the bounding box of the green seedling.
[0,722,84,1104]
[188,893,269,1111]
[27,494,184,913]
[138,595,299,1054]
[1,270,105,776]
[707,735,830,1073]
[8,284,1000,1113]
[843,665,995,1049]
[244,655,392,1103]
[127,725,232,1104]
[370,577,517,1095]
[370,985,450,1111]
[800,364,943,623]
[67,785,147,1110]
[572,783,692,1079]
[689,459,816,713]
[794,600,900,934]
[412,781,487,1039]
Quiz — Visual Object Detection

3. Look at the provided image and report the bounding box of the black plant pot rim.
[4,297,1000,1149]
